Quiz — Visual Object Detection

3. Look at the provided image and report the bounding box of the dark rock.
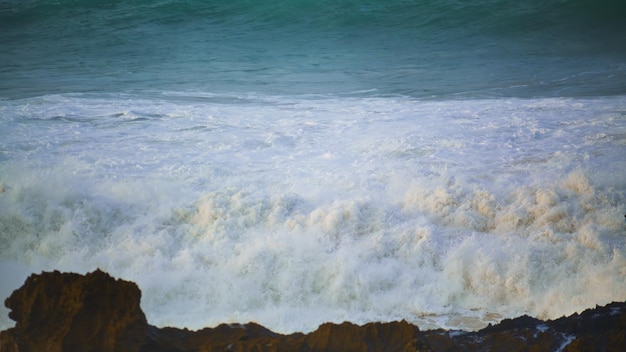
[1,270,625,352]
[421,301,626,352]
[299,320,427,352]
[1,269,147,352]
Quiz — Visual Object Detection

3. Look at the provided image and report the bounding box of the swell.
[2,0,625,34]
[1,0,625,98]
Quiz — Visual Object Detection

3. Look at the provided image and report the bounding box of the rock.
[1,270,625,352]
[559,302,626,352]
[420,301,626,352]
[299,320,427,352]
[1,269,147,352]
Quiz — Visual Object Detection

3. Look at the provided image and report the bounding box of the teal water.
[2,0,626,98]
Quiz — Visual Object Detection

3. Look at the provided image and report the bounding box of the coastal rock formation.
[0,270,146,352]
[1,270,624,352]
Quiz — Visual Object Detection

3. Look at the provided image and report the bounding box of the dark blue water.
[2,0,625,98]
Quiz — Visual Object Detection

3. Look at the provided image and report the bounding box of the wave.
[1,93,625,332]
[1,163,624,332]
[1,0,625,97]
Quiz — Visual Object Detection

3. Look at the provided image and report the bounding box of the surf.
[1,93,625,332]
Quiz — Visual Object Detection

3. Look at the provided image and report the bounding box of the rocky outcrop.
[0,270,147,352]
[1,270,624,352]
[421,303,626,352]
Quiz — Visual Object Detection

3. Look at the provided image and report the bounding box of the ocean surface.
[1,0,625,333]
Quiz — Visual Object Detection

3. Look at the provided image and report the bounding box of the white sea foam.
[1,94,625,333]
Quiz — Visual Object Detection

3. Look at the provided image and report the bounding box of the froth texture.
[1,95,625,333]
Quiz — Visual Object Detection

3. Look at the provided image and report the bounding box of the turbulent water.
[1,0,626,333]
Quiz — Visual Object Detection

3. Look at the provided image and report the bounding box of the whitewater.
[1,93,625,333]
[1,0,626,335]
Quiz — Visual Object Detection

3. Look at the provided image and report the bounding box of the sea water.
[1,0,625,333]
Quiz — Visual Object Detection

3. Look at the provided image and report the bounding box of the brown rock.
[1,270,625,352]
[1,269,147,352]
[302,320,427,352]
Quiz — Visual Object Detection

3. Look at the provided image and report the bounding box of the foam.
[1,94,625,333]
[4,168,622,332]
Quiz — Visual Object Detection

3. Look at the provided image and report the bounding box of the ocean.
[1,0,625,333]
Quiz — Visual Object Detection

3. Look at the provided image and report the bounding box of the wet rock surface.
[1,270,624,351]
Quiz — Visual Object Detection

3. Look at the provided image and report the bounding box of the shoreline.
[1,269,624,351]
